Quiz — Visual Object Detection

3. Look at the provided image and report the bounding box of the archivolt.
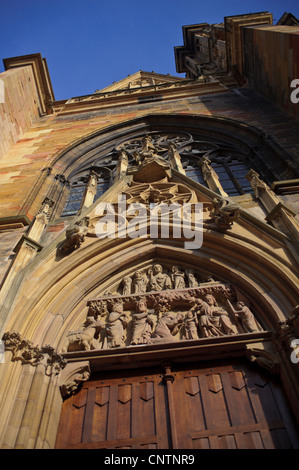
[49,113,299,182]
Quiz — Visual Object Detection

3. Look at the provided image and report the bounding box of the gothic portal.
[0,11,299,449]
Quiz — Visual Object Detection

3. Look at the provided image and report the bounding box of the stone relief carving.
[61,315,104,352]
[62,263,263,353]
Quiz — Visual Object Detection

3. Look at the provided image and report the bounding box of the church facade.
[0,11,299,449]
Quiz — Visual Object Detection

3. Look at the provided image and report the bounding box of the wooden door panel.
[174,362,298,449]
[56,369,170,449]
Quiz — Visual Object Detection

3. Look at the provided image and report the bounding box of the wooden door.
[55,361,299,449]
[173,362,299,449]
[55,368,170,449]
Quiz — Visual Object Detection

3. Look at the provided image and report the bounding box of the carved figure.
[148,264,172,291]
[60,365,90,398]
[151,311,184,343]
[131,300,154,345]
[122,276,132,295]
[183,312,199,340]
[59,217,89,253]
[104,301,128,348]
[62,316,104,352]
[196,294,236,337]
[132,270,148,294]
[227,300,259,332]
[185,269,198,287]
[171,266,186,289]
[211,198,241,228]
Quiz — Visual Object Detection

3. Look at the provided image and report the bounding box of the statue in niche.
[131,299,154,345]
[171,266,186,289]
[104,301,128,348]
[121,276,132,296]
[183,311,199,340]
[193,294,236,337]
[148,264,172,291]
[62,315,104,352]
[226,300,259,332]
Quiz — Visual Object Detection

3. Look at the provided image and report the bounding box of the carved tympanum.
[62,263,262,353]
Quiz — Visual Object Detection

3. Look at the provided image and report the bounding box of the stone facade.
[0,11,298,449]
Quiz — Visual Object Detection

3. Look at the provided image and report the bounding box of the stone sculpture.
[62,315,104,352]
[59,216,90,253]
[104,300,128,348]
[131,299,154,345]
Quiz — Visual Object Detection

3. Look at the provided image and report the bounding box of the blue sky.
[1,0,299,100]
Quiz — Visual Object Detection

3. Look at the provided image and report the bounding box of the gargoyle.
[210,198,241,229]
[59,216,89,253]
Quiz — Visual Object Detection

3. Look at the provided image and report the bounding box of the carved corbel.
[59,361,91,398]
[246,341,281,374]
[275,305,299,352]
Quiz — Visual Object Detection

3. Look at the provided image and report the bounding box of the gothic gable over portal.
[94,70,187,94]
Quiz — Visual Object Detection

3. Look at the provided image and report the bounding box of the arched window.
[210,157,253,196]
[61,169,111,217]
[181,157,207,186]
[61,180,86,217]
